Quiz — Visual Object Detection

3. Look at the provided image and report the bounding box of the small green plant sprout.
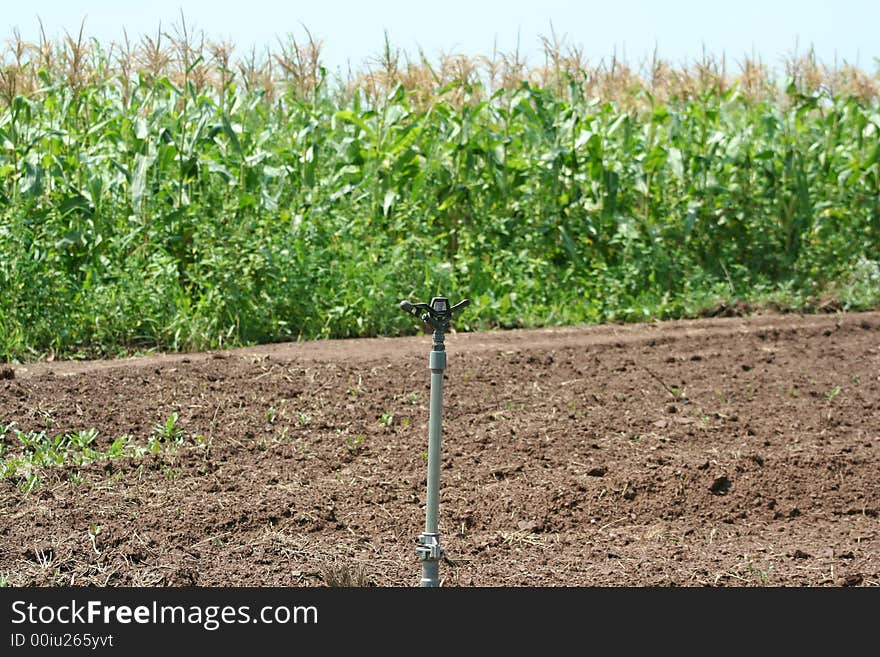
[67,429,99,464]
[0,573,9,587]
[152,413,184,445]
[0,426,162,491]
[408,392,420,404]
[297,412,312,426]
[641,366,687,400]
[15,430,69,469]
[747,563,771,585]
[107,435,132,458]
[88,524,102,555]
[19,471,39,494]
[15,429,47,455]
[825,385,842,400]
[265,406,278,423]
[344,434,366,455]
[379,413,395,427]
[67,429,98,449]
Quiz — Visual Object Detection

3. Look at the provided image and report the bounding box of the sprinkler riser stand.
[420,560,440,588]
[398,295,469,588]
[419,338,446,587]
[424,362,444,534]
[416,532,442,587]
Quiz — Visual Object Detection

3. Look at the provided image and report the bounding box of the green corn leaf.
[130,152,151,210]
[334,110,376,141]
[221,114,244,159]
[382,188,398,217]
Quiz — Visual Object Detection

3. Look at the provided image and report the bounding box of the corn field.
[1,26,879,359]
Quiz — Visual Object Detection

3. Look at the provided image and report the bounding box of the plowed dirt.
[2,312,878,586]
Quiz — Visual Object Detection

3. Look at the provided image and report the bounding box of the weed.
[344,434,367,455]
[642,366,688,401]
[0,424,189,490]
[18,472,39,494]
[88,525,102,555]
[748,564,771,585]
[151,413,184,445]
[670,386,688,401]
[825,385,842,400]
[107,435,133,458]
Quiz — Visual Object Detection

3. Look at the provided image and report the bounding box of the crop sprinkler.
[400,295,469,587]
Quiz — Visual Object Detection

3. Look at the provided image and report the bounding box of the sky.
[3,0,879,75]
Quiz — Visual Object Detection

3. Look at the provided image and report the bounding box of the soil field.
[1,312,879,587]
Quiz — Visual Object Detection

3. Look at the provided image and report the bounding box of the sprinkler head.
[399,296,469,332]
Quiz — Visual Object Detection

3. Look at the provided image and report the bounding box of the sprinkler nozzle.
[399,297,469,330]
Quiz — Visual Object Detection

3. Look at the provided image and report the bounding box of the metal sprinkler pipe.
[400,295,469,587]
